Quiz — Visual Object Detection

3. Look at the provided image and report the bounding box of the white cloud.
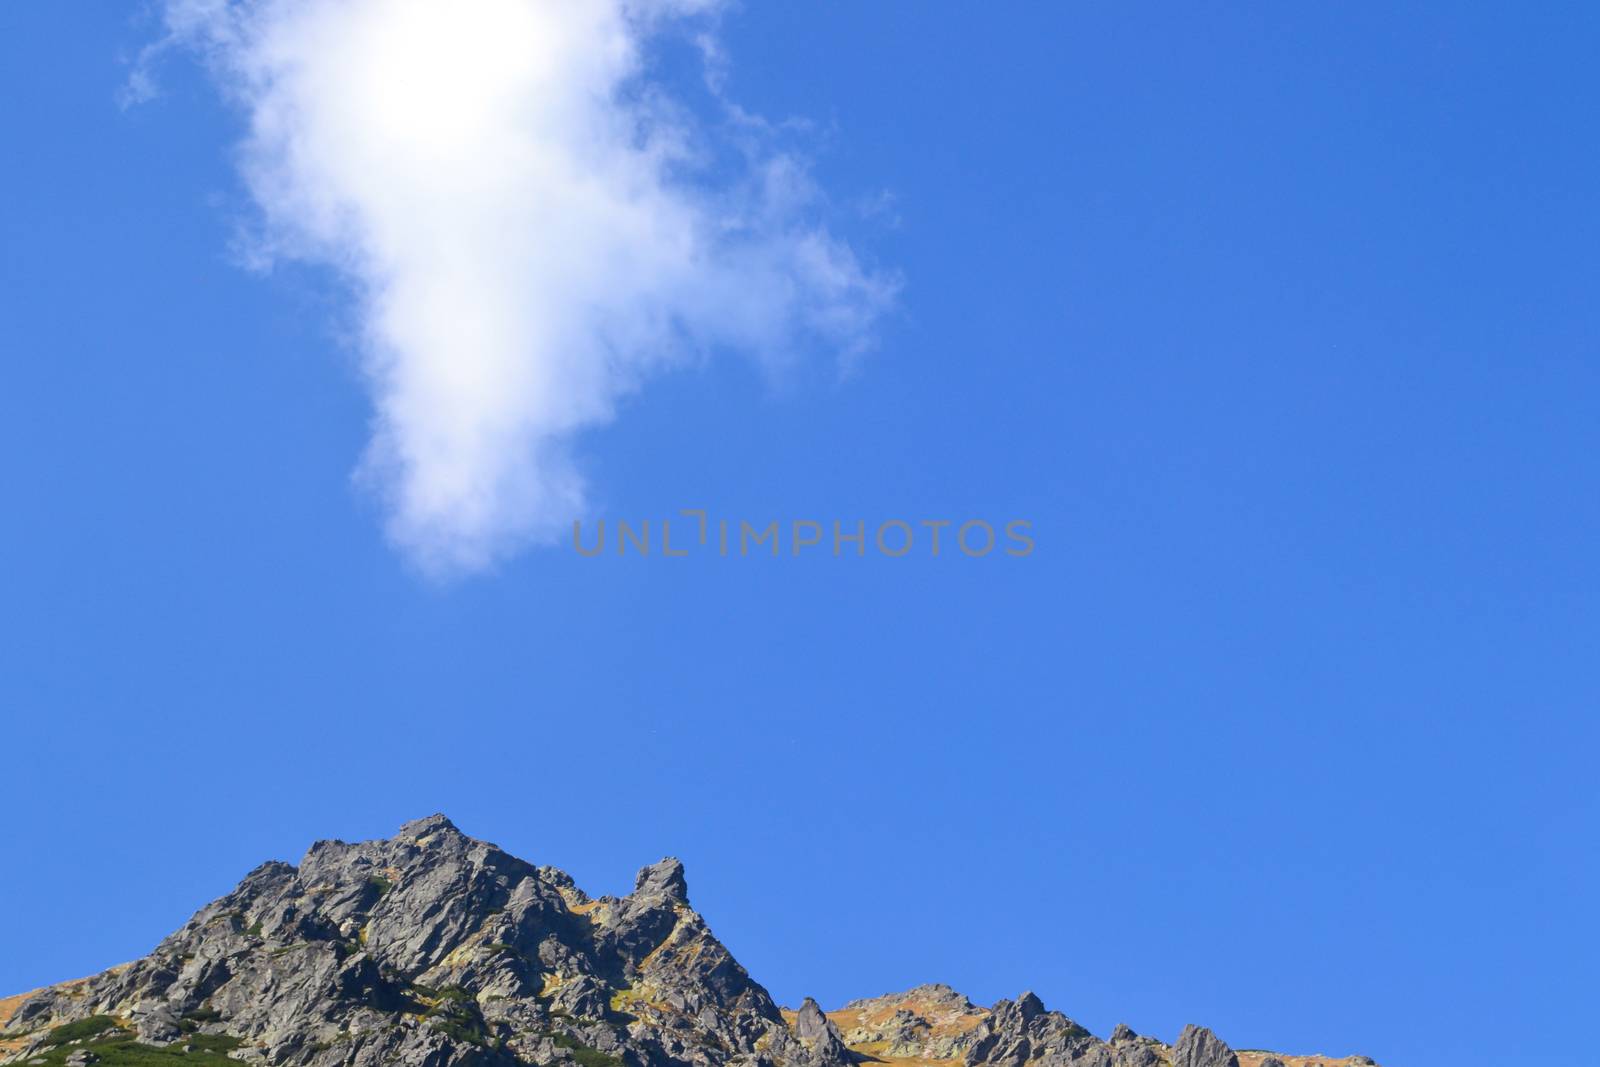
[150,0,895,576]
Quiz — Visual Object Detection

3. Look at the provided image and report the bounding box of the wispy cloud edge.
[144,0,897,576]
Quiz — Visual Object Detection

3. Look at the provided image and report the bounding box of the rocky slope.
[0,817,1378,1067]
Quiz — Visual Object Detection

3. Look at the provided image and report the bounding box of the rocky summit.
[0,817,1377,1067]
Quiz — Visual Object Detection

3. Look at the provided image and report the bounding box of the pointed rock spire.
[796,998,829,1040]
[794,996,853,1066]
[633,856,690,903]
[1172,1024,1240,1067]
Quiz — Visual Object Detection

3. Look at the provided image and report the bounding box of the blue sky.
[3,5,1598,1067]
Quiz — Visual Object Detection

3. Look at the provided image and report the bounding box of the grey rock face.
[1171,1025,1239,1067]
[0,816,1371,1067]
[962,994,1197,1067]
[964,992,1110,1067]
[131,1002,182,1045]
[1105,1023,1167,1067]
[792,1000,829,1045]
[633,859,690,905]
[792,998,851,1067]
[0,817,809,1067]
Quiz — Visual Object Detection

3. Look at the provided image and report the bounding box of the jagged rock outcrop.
[965,991,1114,1067]
[0,816,846,1067]
[1106,1023,1168,1067]
[964,1003,1242,1067]
[0,816,1375,1067]
[791,1000,850,1065]
[1170,1026,1238,1067]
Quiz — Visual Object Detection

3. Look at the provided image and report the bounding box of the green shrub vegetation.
[24,1035,245,1067]
[30,1013,251,1066]
[414,984,491,1047]
[427,1018,485,1047]
[550,1031,624,1067]
[41,1016,121,1046]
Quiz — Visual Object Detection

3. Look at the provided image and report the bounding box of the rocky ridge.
[0,817,1378,1067]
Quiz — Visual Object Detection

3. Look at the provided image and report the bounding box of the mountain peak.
[0,819,1379,1067]
[397,813,460,839]
[632,856,689,903]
